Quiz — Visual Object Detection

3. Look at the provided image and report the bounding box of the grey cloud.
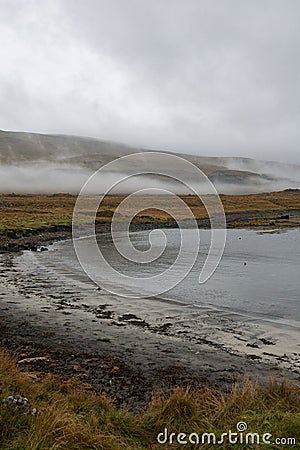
[0,0,299,163]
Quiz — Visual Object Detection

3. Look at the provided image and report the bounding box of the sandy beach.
[0,238,299,409]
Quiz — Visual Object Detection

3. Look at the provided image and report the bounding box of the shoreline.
[0,190,299,408]
[0,234,299,408]
[1,189,300,253]
[0,207,299,254]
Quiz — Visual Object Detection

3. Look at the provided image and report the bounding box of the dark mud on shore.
[1,247,299,409]
[0,203,299,409]
[0,302,292,411]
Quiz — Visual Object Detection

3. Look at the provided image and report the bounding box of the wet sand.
[0,244,299,408]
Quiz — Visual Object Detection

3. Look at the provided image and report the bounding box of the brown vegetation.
[0,351,299,449]
[0,190,299,234]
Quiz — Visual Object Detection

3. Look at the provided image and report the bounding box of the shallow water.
[46,228,300,324]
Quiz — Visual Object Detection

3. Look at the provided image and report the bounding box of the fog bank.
[0,163,299,195]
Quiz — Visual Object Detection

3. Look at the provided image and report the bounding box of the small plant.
[2,395,37,416]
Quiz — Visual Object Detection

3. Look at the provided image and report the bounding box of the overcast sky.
[0,0,299,163]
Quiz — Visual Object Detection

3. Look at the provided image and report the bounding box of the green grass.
[0,351,299,449]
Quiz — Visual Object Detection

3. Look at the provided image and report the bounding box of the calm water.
[56,228,300,323]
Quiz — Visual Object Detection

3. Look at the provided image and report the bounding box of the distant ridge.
[0,130,299,193]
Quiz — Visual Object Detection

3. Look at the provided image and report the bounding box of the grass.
[0,191,299,447]
[0,351,299,449]
[0,190,299,234]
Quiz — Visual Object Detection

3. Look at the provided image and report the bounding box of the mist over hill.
[0,130,299,194]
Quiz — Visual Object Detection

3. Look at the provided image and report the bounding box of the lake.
[52,228,300,324]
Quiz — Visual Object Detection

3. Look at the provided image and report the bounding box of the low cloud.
[0,162,298,195]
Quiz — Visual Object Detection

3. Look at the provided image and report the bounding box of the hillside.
[0,130,299,194]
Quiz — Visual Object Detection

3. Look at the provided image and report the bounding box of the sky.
[0,0,300,163]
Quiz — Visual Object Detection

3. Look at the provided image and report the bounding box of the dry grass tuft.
[0,350,299,449]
